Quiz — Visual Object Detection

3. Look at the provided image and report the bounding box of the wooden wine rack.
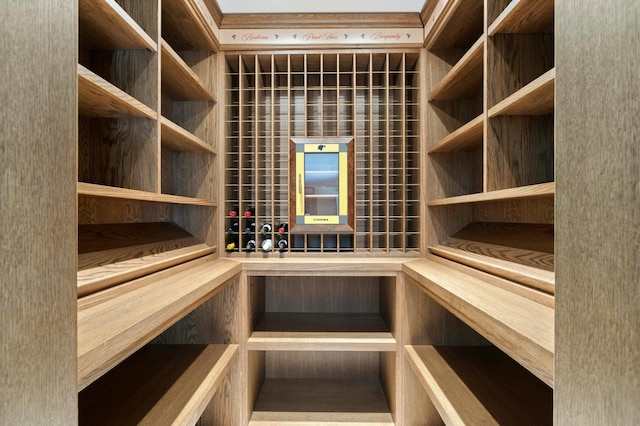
[224,51,421,255]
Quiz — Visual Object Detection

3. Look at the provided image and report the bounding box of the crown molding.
[420,0,437,26]
[220,13,423,29]
[202,0,223,27]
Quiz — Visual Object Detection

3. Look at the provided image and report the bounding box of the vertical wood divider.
[368,53,374,252]
[385,54,391,252]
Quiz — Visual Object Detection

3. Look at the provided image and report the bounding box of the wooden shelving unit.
[246,273,400,424]
[77,258,240,390]
[405,345,552,425]
[224,52,421,254]
[79,344,238,425]
[76,1,234,424]
[416,1,556,420]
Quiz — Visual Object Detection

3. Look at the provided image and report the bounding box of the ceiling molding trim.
[420,0,438,26]
[202,0,223,27]
[220,13,423,29]
[219,27,424,48]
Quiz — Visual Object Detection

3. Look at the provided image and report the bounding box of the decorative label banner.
[220,28,424,46]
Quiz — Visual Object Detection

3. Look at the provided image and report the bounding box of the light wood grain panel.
[405,345,552,425]
[79,344,237,425]
[426,254,554,308]
[486,115,554,190]
[78,182,216,205]
[472,196,555,224]
[250,379,393,425]
[161,40,216,101]
[264,352,380,380]
[161,116,216,153]
[79,0,157,50]
[78,64,156,119]
[403,353,442,425]
[78,196,173,224]
[239,257,407,276]
[428,145,483,199]
[249,332,396,352]
[429,182,555,206]
[555,0,640,423]
[487,33,554,108]
[162,0,219,51]
[489,0,554,35]
[77,258,241,390]
[404,259,554,387]
[489,68,555,117]
[428,37,484,101]
[220,13,423,29]
[428,114,483,153]
[0,0,77,423]
[424,0,484,49]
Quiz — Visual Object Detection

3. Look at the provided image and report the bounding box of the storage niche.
[224,52,421,254]
[247,275,398,424]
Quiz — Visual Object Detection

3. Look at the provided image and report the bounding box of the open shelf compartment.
[79,344,238,425]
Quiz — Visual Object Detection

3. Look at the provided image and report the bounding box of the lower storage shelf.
[79,344,238,426]
[405,345,552,425]
[249,313,396,352]
[249,378,394,425]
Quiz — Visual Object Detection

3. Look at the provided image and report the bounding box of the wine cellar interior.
[3,0,638,425]
[224,52,421,254]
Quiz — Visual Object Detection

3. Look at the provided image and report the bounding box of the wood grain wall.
[0,0,77,423]
[555,0,640,423]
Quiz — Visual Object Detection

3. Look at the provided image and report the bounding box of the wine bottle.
[277,237,288,252]
[261,223,272,234]
[277,222,288,234]
[244,221,256,234]
[261,237,273,252]
[245,238,257,250]
[228,207,239,218]
[227,220,239,234]
[225,234,238,252]
[243,207,255,218]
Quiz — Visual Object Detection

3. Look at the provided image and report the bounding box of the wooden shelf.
[79,0,157,50]
[489,69,555,117]
[77,257,241,390]
[428,114,484,153]
[249,379,394,425]
[78,182,217,206]
[237,257,408,276]
[428,37,484,101]
[79,344,238,425]
[77,64,156,120]
[429,222,554,294]
[405,345,552,425]
[77,222,215,297]
[425,0,484,49]
[161,116,216,154]
[162,0,218,51]
[403,258,554,387]
[428,182,555,206]
[489,0,555,35]
[161,40,216,102]
[249,313,396,352]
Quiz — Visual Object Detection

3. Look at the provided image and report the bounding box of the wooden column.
[555,0,640,423]
[0,0,77,424]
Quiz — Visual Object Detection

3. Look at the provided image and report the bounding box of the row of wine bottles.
[225,207,289,252]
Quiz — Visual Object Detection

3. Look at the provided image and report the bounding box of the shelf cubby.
[405,345,552,425]
[403,258,554,387]
[161,0,218,51]
[428,114,483,153]
[428,36,484,101]
[489,0,555,35]
[249,378,394,425]
[160,40,216,102]
[78,64,156,119]
[77,257,241,390]
[428,181,555,206]
[424,0,485,50]
[428,221,554,293]
[78,182,216,206]
[160,116,216,153]
[78,0,157,51]
[79,344,238,425]
[489,67,555,117]
[77,222,216,297]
